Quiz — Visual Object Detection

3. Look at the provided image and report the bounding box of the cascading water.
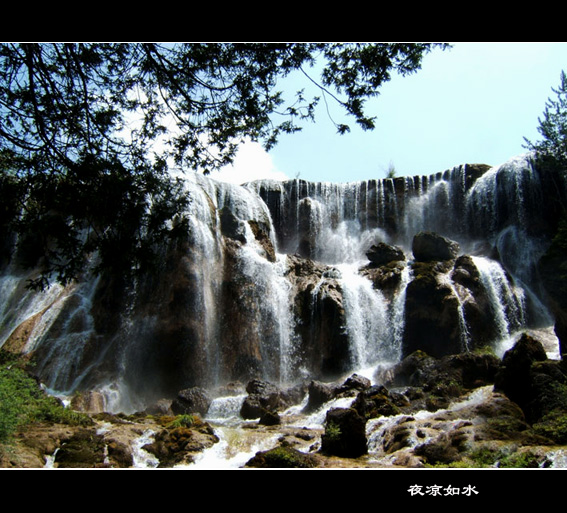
[0,154,563,418]
[338,263,394,374]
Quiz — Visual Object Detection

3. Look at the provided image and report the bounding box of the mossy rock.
[246,445,320,468]
[533,410,567,444]
[54,429,106,468]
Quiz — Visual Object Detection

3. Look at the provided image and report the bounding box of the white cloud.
[209,140,289,185]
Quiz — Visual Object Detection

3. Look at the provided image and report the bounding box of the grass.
[0,351,91,445]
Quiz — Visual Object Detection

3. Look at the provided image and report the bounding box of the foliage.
[248,445,318,468]
[325,420,342,442]
[0,352,90,443]
[453,446,543,469]
[525,70,567,173]
[0,43,449,288]
[532,410,567,444]
[167,414,195,429]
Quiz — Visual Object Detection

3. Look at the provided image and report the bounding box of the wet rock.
[366,242,405,267]
[321,407,368,458]
[246,445,320,468]
[259,410,281,426]
[220,207,246,243]
[352,385,402,419]
[143,419,219,468]
[240,379,306,420]
[54,428,107,468]
[70,391,106,414]
[304,374,370,413]
[248,220,276,262]
[412,231,460,262]
[360,260,407,296]
[495,333,567,423]
[338,373,371,394]
[384,350,500,393]
[402,261,464,358]
[171,387,212,416]
[144,399,173,416]
[286,255,350,379]
[304,380,339,413]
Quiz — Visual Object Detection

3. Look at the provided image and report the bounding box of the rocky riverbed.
[2,331,566,469]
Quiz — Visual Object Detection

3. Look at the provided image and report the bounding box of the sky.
[210,42,567,185]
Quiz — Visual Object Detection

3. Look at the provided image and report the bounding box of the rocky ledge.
[2,333,566,469]
[244,333,567,469]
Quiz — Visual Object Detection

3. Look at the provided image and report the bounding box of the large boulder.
[402,260,464,357]
[321,407,368,458]
[286,255,351,379]
[495,333,567,423]
[240,379,308,420]
[366,242,405,266]
[171,387,212,416]
[412,231,460,262]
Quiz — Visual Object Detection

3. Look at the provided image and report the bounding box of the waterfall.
[338,263,393,373]
[1,154,564,412]
[472,256,527,354]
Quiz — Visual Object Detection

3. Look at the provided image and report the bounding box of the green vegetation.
[0,43,449,289]
[247,445,318,468]
[533,411,567,444]
[167,414,196,429]
[427,446,544,469]
[525,70,567,174]
[325,421,342,443]
[0,351,90,445]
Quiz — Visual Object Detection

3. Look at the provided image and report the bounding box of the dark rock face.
[366,242,405,267]
[286,255,351,379]
[171,387,212,416]
[246,446,320,468]
[495,333,567,423]
[304,374,371,413]
[402,260,463,358]
[240,379,308,420]
[412,231,460,262]
[321,407,368,458]
[384,350,500,393]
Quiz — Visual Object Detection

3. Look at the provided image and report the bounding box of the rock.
[220,207,246,243]
[142,419,219,468]
[246,445,320,468]
[53,428,107,468]
[248,220,277,262]
[304,380,339,413]
[412,231,460,262]
[494,333,548,416]
[259,410,281,426]
[286,255,350,379]
[144,399,173,416]
[338,373,371,394]
[360,260,407,296]
[495,333,567,423]
[171,387,212,416]
[366,242,405,266]
[321,407,368,458]
[402,261,464,357]
[70,391,106,414]
[240,379,305,420]
[384,350,500,392]
[352,385,402,419]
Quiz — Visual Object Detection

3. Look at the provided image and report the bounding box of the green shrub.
[533,411,567,444]
[0,356,90,444]
[167,414,195,429]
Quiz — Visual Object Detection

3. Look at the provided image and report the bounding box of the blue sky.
[211,42,567,185]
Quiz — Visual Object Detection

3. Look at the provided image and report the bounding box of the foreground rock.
[0,413,219,469]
